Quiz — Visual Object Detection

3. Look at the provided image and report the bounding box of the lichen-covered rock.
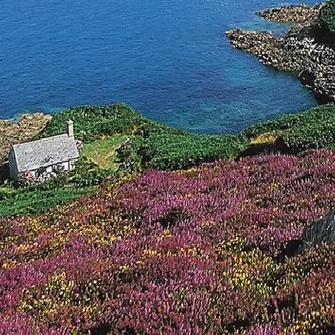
[299,209,335,253]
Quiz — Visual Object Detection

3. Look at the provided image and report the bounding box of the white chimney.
[66,120,74,138]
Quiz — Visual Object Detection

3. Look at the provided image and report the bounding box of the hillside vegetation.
[0,104,249,218]
[2,103,335,217]
[39,103,248,172]
[243,104,335,153]
[0,149,334,334]
[141,133,247,170]
[37,104,184,142]
[39,103,335,166]
[0,186,91,218]
[319,0,335,35]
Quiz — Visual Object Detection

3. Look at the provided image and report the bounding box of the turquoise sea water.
[0,0,319,133]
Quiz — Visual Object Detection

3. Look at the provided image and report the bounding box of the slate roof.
[12,134,79,173]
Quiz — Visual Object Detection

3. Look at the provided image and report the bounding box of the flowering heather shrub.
[245,323,290,335]
[0,315,66,335]
[0,149,334,334]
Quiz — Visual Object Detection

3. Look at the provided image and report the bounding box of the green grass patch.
[0,186,16,200]
[81,135,127,170]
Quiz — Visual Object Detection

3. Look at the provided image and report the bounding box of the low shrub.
[116,136,144,172]
[319,0,335,36]
[242,104,335,153]
[1,150,334,333]
[0,187,91,217]
[38,103,184,142]
[141,133,248,170]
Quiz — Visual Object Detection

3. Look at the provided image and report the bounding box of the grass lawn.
[81,135,127,170]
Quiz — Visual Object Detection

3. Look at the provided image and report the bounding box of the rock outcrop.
[0,113,52,164]
[257,4,322,25]
[298,209,335,253]
[226,3,335,103]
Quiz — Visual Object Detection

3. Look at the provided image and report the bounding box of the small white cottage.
[9,120,80,181]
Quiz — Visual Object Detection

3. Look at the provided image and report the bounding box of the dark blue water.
[0,0,318,134]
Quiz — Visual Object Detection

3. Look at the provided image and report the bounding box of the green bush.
[0,187,91,217]
[0,187,16,201]
[141,133,248,170]
[116,136,144,172]
[38,103,184,142]
[319,0,335,35]
[242,104,335,153]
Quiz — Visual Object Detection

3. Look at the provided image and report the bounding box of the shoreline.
[0,3,334,333]
[0,2,332,164]
[257,3,322,24]
[226,2,335,103]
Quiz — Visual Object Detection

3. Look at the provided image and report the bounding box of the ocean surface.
[0,0,319,134]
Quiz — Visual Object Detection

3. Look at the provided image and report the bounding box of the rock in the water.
[226,3,335,103]
[257,4,323,25]
[298,209,335,253]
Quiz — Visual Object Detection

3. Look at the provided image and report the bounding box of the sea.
[0,0,319,134]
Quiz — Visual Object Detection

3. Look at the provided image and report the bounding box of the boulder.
[298,209,335,253]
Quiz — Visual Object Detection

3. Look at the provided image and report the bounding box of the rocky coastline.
[0,113,52,164]
[226,2,335,103]
[257,4,322,24]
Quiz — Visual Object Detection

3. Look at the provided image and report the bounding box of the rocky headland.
[257,4,322,24]
[226,3,335,103]
[0,113,52,164]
